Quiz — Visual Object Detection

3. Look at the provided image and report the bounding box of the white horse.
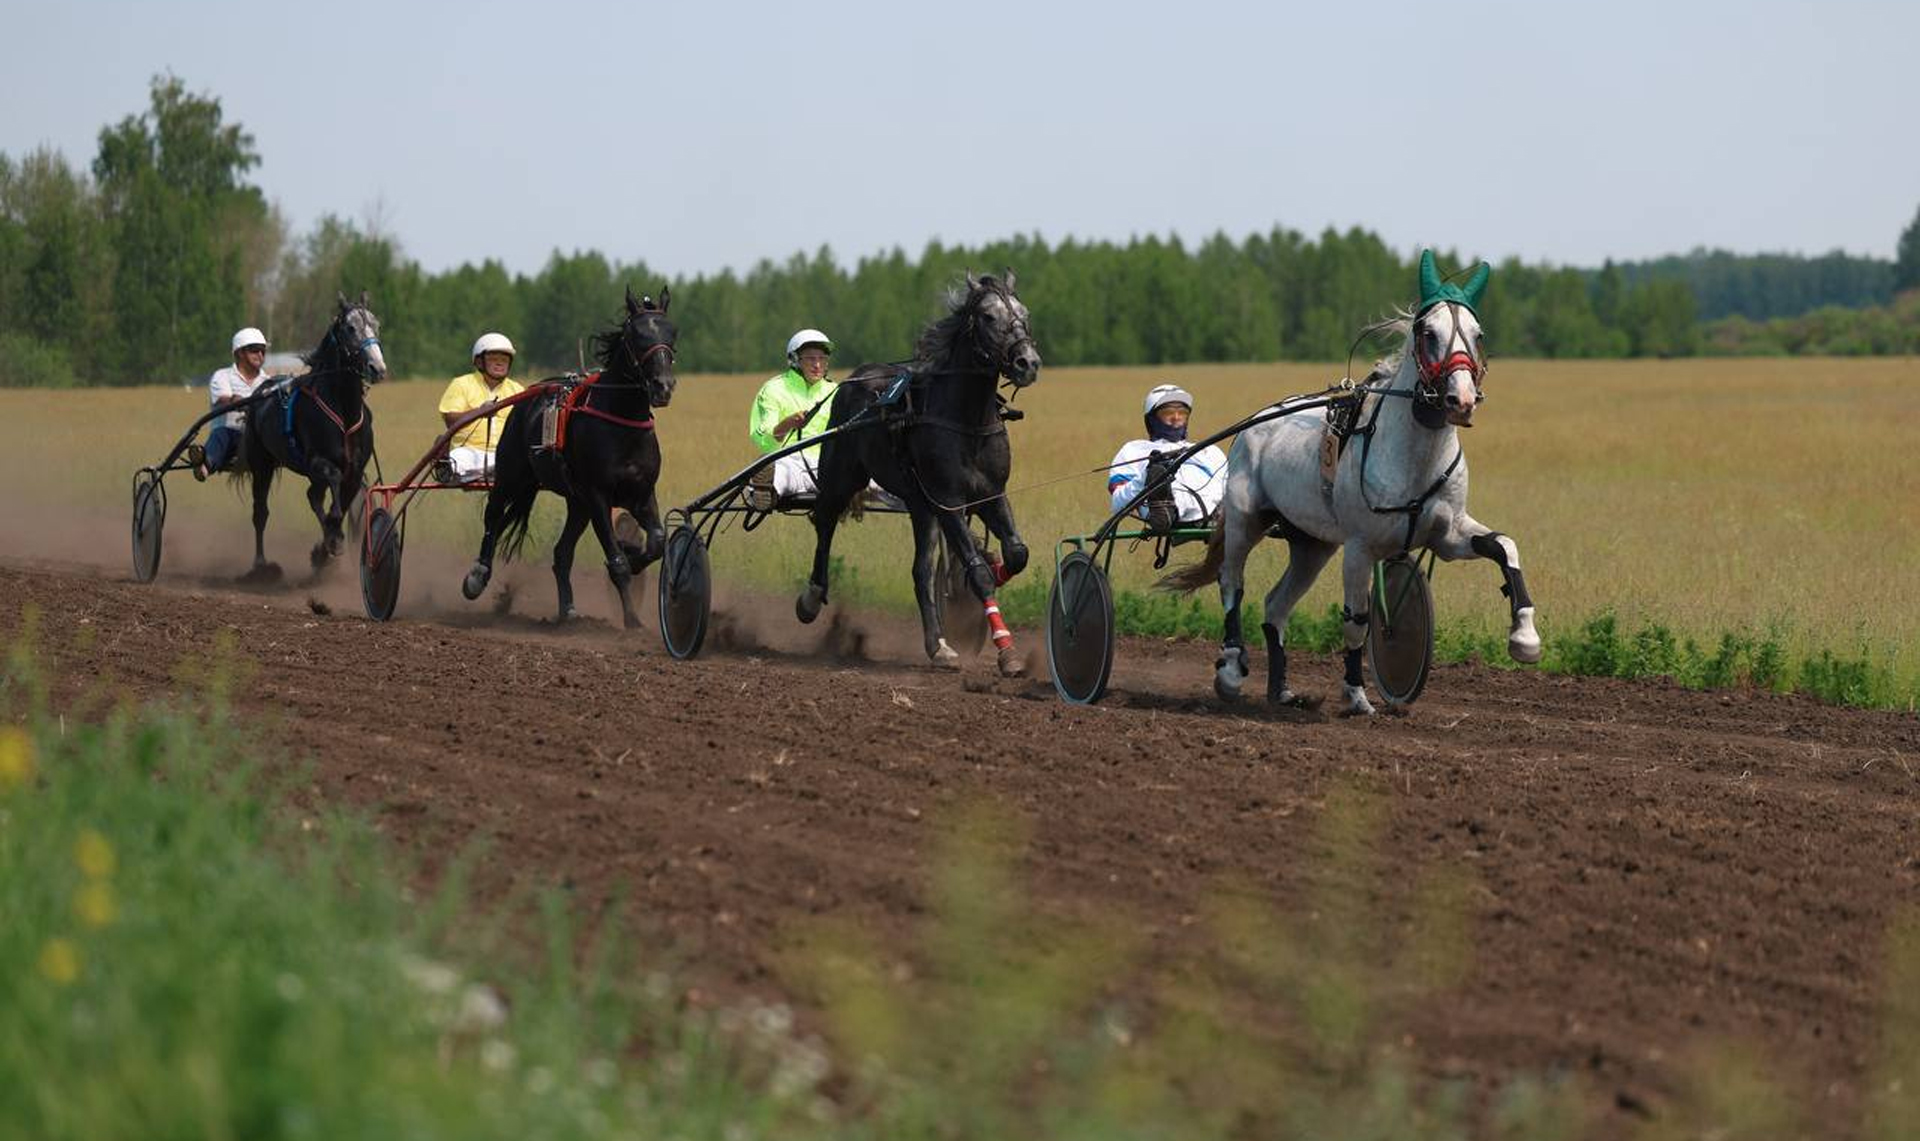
[1162,250,1541,715]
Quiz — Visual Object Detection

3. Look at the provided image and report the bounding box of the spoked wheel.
[360,507,403,621]
[658,526,711,660]
[936,535,991,655]
[131,471,166,583]
[1047,551,1114,705]
[1368,556,1434,706]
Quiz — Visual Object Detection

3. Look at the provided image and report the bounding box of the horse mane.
[1355,306,1414,380]
[913,277,998,365]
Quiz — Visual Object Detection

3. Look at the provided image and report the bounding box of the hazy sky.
[5,0,1913,278]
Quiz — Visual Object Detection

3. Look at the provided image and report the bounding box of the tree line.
[5,77,1919,388]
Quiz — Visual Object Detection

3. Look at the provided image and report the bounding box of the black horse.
[236,292,385,578]
[461,286,678,628]
[797,271,1042,676]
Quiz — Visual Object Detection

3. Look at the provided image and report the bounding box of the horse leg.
[551,496,594,622]
[974,495,1028,584]
[935,507,1021,677]
[248,463,277,580]
[1336,543,1378,717]
[618,492,666,572]
[797,462,861,625]
[463,489,508,600]
[583,494,642,630]
[908,509,955,664]
[1432,514,1541,663]
[306,459,345,567]
[1212,508,1266,700]
[1260,537,1337,707]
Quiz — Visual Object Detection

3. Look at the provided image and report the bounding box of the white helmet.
[785,328,833,368]
[231,327,268,353]
[1144,384,1194,416]
[471,332,516,359]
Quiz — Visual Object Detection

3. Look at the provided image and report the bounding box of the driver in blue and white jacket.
[1108,384,1227,531]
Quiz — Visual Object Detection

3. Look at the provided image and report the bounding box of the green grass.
[5,617,1920,1139]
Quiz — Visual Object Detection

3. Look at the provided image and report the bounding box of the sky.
[4,0,1914,279]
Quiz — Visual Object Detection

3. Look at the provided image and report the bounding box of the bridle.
[620,311,677,395]
[967,282,1038,382]
[1411,300,1486,408]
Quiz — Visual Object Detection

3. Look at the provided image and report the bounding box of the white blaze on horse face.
[1431,305,1481,425]
[364,340,389,379]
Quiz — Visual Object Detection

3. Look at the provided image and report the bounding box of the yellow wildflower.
[74,829,116,880]
[38,939,79,985]
[0,727,33,791]
[74,882,117,929]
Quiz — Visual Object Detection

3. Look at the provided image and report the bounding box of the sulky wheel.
[1368,556,1434,707]
[1047,550,1114,705]
[131,471,166,584]
[658,526,711,660]
[360,507,403,622]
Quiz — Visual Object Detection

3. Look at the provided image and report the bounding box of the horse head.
[332,290,388,383]
[619,283,678,408]
[1411,251,1488,428]
[963,269,1041,388]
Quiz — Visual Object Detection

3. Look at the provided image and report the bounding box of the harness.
[547,369,659,450]
[279,378,367,476]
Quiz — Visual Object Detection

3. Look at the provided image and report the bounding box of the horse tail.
[1156,516,1227,595]
[494,478,541,562]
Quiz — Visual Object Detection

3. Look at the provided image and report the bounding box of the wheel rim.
[658,527,711,660]
[132,473,165,583]
[1368,558,1434,706]
[1047,552,1114,705]
[361,508,402,621]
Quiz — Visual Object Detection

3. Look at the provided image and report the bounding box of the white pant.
[447,446,497,483]
[772,451,819,498]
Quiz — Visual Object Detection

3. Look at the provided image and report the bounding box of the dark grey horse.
[237,293,386,579]
[797,272,1042,676]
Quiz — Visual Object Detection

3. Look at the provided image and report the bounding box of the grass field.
[2,357,1915,701]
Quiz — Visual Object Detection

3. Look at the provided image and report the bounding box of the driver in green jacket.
[746,328,837,510]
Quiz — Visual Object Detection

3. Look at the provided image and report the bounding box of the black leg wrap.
[1262,623,1287,701]
[1505,566,1533,612]
[964,554,996,597]
[477,530,498,562]
[1344,646,1365,688]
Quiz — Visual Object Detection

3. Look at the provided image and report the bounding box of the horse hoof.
[1508,607,1542,664]
[623,612,643,631]
[240,562,283,585]
[1337,686,1377,718]
[795,585,826,624]
[1271,690,1323,711]
[560,606,581,621]
[310,545,330,569]
[930,638,960,663]
[461,565,490,601]
[996,646,1026,678]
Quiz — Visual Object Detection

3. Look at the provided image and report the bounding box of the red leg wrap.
[983,596,1013,649]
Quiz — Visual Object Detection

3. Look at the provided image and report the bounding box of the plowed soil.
[5,541,1916,1130]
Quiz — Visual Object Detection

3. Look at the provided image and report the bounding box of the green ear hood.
[1416,249,1490,316]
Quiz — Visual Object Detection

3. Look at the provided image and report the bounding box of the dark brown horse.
[461,286,678,627]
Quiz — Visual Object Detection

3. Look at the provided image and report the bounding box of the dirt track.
[5,551,1917,1128]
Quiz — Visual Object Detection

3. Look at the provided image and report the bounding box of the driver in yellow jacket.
[435,332,525,482]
